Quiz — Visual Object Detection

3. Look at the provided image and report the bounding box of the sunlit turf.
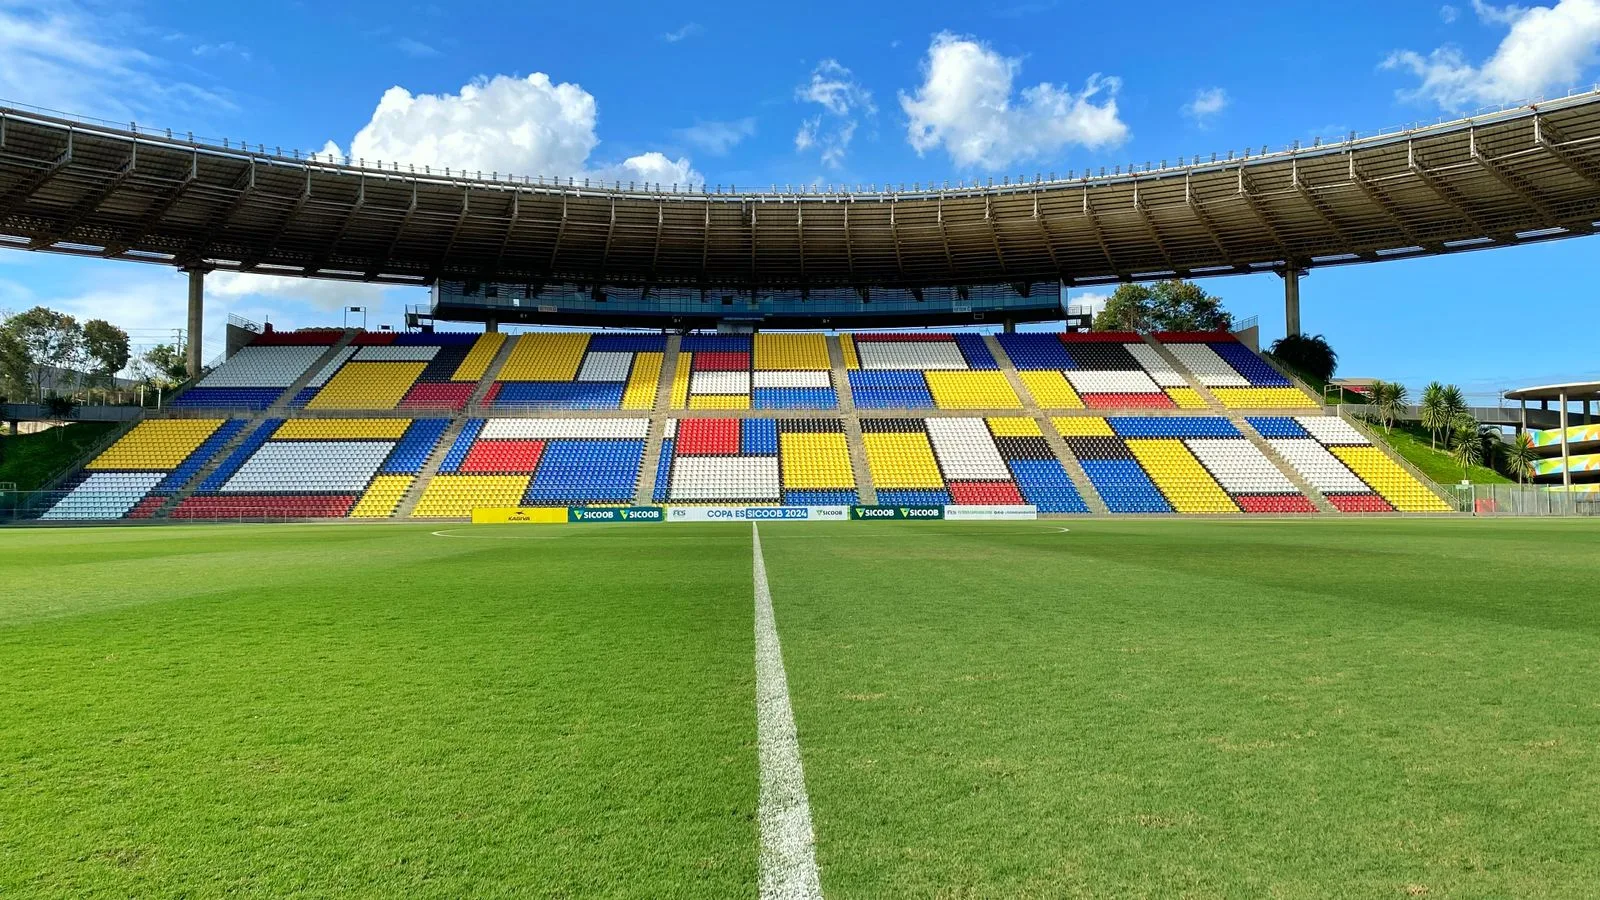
[4,518,1600,897]
[0,523,757,897]
[761,518,1600,897]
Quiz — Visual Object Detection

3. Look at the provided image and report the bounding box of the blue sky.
[1,0,1597,399]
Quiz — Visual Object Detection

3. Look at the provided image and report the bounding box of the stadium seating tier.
[33,330,1445,520]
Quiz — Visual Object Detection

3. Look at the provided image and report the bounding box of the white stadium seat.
[858,342,968,370]
[197,346,326,388]
[478,418,651,440]
[924,418,1011,480]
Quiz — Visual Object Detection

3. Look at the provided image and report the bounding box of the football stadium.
[4,39,1600,897]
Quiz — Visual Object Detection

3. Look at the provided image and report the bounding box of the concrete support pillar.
[185,268,206,377]
[1519,399,1526,433]
[1003,319,1016,334]
[485,318,499,334]
[1281,267,1302,337]
[1560,391,1571,490]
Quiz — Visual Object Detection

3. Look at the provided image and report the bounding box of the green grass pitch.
[3,518,1600,897]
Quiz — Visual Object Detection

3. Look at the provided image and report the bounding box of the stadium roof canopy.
[1504,382,1600,403]
[3,90,1600,292]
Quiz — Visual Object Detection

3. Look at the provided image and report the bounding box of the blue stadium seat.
[1245,416,1311,439]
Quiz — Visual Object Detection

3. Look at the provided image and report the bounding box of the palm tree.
[1440,384,1468,447]
[1502,431,1539,484]
[1371,381,1409,432]
[1450,413,1486,479]
[1419,381,1449,449]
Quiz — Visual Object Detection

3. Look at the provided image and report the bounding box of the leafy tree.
[1,306,84,398]
[1092,280,1233,334]
[0,327,28,402]
[81,319,131,386]
[131,343,189,389]
[1267,333,1338,383]
[1419,382,1450,449]
[1501,431,1539,484]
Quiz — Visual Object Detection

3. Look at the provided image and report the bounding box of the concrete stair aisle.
[267,330,358,411]
[1139,333,1227,410]
[466,333,519,411]
[394,416,469,519]
[1234,417,1338,513]
[152,414,266,517]
[985,334,1108,514]
[830,334,877,505]
[633,335,681,506]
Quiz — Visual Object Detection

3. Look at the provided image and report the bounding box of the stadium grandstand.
[27,327,1455,521]
[2,91,1600,522]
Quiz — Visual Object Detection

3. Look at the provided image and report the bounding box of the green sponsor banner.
[568,506,664,523]
[850,505,945,520]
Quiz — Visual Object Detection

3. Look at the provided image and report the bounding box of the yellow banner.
[470,507,569,524]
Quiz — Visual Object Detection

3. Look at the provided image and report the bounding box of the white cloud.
[673,118,757,155]
[323,73,702,187]
[662,22,704,43]
[1067,290,1110,316]
[1384,0,1600,110]
[899,32,1129,170]
[1441,4,1461,22]
[797,59,876,116]
[1183,87,1229,125]
[0,0,233,120]
[392,37,440,58]
[191,41,250,61]
[793,60,873,169]
[794,116,819,152]
[1472,0,1528,24]
[209,272,394,313]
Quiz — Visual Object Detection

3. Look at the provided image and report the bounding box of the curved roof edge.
[3,89,1600,292]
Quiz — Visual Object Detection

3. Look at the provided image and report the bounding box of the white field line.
[752,522,825,900]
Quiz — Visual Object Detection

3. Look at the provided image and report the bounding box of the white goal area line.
[752,523,825,899]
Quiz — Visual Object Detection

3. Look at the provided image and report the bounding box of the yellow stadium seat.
[1329,446,1452,512]
[863,432,945,488]
[756,333,830,370]
[411,475,532,518]
[670,353,692,408]
[780,432,855,489]
[987,417,1042,436]
[622,352,664,410]
[307,362,427,410]
[87,419,223,470]
[497,333,590,381]
[451,332,507,381]
[1165,387,1211,409]
[924,371,1022,409]
[1126,439,1239,513]
[839,335,860,370]
[274,418,413,440]
[1211,387,1319,409]
[1051,417,1114,437]
[1019,371,1085,409]
[688,394,750,410]
[351,475,414,518]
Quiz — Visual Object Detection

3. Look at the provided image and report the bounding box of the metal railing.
[1446,484,1600,516]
